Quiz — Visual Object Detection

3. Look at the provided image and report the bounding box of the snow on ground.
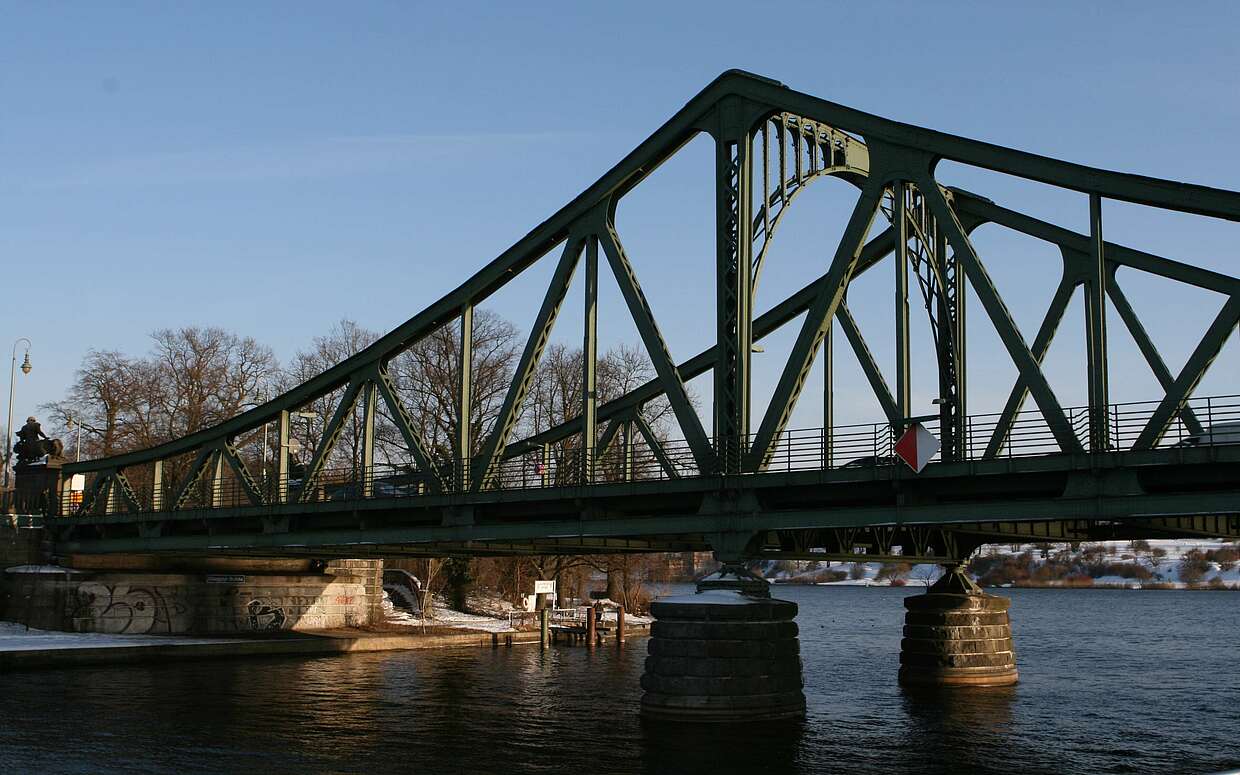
[758,539,1240,589]
[382,593,517,633]
[0,621,243,652]
[381,592,652,630]
[3,565,86,574]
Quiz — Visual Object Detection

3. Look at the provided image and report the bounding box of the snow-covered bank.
[0,621,243,652]
[381,592,652,632]
[753,539,1240,590]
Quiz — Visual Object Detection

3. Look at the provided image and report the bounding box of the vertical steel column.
[151,460,163,511]
[936,221,967,460]
[622,420,634,482]
[950,227,967,456]
[210,449,225,508]
[894,182,911,425]
[714,113,754,474]
[277,409,290,503]
[361,380,377,497]
[457,303,474,490]
[582,236,598,484]
[822,322,834,468]
[1086,194,1110,451]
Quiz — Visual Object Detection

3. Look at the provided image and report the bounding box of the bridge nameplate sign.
[206,575,246,584]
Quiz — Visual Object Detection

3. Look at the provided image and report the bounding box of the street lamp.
[4,338,32,490]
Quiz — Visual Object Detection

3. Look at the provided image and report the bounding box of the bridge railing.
[53,393,1239,517]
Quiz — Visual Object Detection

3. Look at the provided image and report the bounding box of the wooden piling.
[617,606,625,647]
[539,608,550,650]
[586,605,597,648]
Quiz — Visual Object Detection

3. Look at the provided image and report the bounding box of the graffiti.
[73,583,188,634]
[246,599,288,630]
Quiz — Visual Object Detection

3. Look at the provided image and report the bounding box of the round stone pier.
[899,567,1018,687]
[640,568,805,721]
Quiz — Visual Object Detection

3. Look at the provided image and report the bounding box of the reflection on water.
[1,586,1237,774]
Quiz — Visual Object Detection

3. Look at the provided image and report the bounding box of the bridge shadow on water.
[894,686,1021,774]
[639,717,807,775]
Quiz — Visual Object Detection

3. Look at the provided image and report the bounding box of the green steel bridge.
[50,71,1240,564]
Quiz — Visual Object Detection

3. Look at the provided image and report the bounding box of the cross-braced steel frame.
[53,71,1239,560]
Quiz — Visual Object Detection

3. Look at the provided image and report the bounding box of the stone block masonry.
[0,517,44,569]
[2,557,384,636]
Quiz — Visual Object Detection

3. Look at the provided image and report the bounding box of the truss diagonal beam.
[596,416,625,458]
[170,446,217,512]
[503,226,898,459]
[984,273,1078,458]
[599,224,715,474]
[1106,280,1203,436]
[220,441,264,506]
[371,366,443,489]
[1132,295,1239,449]
[109,471,143,512]
[835,302,901,426]
[298,380,363,502]
[633,413,680,479]
[920,177,1083,455]
[474,237,584,490]
[746,176,886,471]
[953,192,1240,295]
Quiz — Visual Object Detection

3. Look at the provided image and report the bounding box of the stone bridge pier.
[641,553,806,721]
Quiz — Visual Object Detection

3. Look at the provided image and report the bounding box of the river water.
[1,585,1237,774]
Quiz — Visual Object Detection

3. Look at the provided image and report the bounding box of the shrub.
[875,562,913,582]
[1062,573,1095,588]
[1179,550,1212,586]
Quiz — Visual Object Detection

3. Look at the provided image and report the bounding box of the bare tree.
[44,329,277,463]
[279,319,380,476]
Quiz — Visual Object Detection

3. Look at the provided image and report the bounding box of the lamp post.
[4,338,32,491]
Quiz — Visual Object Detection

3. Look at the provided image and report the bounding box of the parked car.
[840,455,899,469]
[1173,421,1240,448]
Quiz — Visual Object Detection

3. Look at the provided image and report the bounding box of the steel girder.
[58,70,1239,534]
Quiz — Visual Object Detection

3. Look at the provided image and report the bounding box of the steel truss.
[56,71,1239,556]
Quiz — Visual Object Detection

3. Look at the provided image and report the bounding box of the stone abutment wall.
[1,556,384,635]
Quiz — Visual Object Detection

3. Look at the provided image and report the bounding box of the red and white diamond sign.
[894,423,940,473]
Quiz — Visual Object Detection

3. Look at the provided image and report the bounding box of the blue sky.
[2,1,1237,437]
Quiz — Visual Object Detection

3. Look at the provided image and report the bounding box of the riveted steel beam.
[370,365,442,490]
[984,273,1079,458]
[1132,295,1239,449]
[473,236,584,490]
[582,235,599,484]
[219,441,265,506]
[1106,278,1203,435]
[747,175,887,471]
[599,223,715,474]
[298,379,363,502]
[1085,194,1111,451]
[835,302,901,426]
[920,176,1083,455]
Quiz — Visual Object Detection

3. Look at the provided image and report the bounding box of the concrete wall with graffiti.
[1,567,374,635]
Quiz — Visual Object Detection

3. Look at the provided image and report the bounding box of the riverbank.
[0,619,650,672]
